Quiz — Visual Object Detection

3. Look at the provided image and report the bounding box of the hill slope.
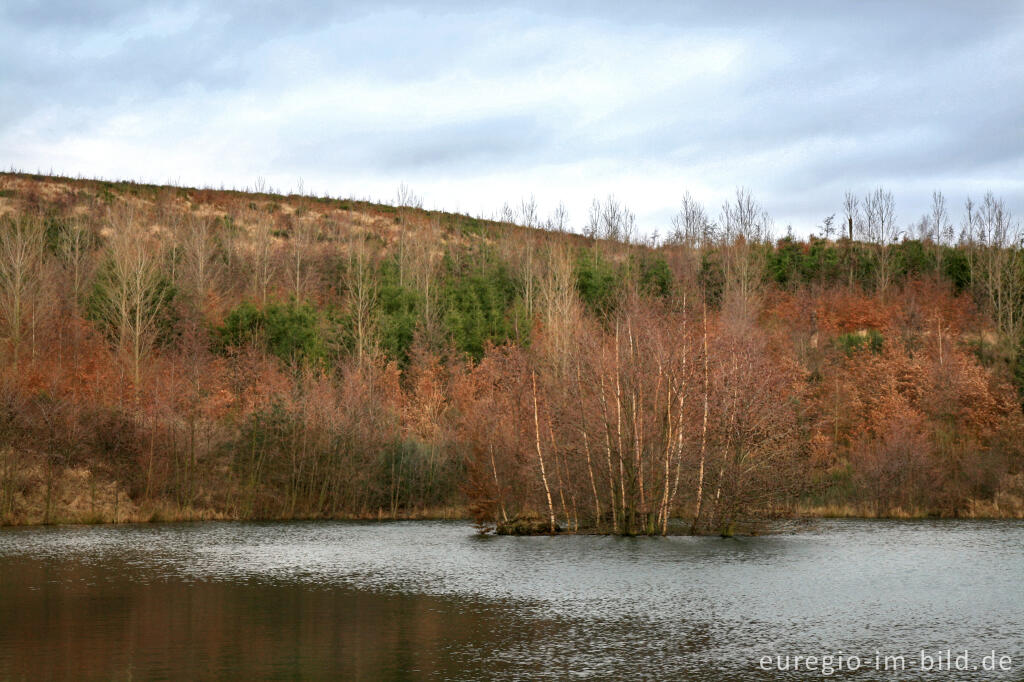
[0,172,1022,531]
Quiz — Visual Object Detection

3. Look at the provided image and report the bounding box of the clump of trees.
[460,297,810,536]
[0,172,1021,532]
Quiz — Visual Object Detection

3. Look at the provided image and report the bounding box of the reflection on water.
[1,520,1022,680]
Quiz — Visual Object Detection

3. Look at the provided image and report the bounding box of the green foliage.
[836,329,884,356]
[442,250,521,359]
[575,248,620,315]
[41,215,66,254]
[261,302,324,365]
[85,260,178,347]
[454,215,484,236]
[217,301,264,347]
[767,237,802,285]
[942,247,971,292]
[807,238,842,282]
[97,186,115,204]
[895,240,936,279]
[637,255,673,299]
[698,251,725,308]
[377,259,422,364]
[758,237,965,292]
[841,241,877,290]
[218,300,325,365]
[768,236,844,286]
[219,214,239,236]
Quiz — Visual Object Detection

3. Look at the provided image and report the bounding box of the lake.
[1,520,1022,680]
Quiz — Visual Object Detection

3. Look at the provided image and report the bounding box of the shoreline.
[0,505,469,528]
[4,505,1024,529]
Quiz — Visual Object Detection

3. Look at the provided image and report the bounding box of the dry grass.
[798,499,1024,520]
[0,462,470,527]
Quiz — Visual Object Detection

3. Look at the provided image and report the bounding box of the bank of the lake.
[5,492,1024,529]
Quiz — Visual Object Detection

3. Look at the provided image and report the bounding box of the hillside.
[0,172,1022,532]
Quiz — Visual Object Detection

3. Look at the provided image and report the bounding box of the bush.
[218,300,325,365]
[836,329,884,355]
[638,255,673,299]
[698,251,725,308]
[942,248,971,292]
[377,260,422,364]
[442,251,521,359]
[576,249,620,315]
[895,240,936,279]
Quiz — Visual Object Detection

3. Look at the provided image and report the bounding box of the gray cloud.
[275,114,555,174]
[2,0,1022,234]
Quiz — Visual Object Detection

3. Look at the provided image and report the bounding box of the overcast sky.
[2,1,1023,236]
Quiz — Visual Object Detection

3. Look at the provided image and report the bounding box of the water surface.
[1,520,1021,680]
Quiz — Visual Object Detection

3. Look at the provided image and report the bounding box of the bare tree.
[545,202,570,233]
[931,191,953,245]
[394,183,423,212]
[520,239,537,321]
[519,195,538,229]
[289,217,319,301]
[971,193,1023,339]
[395,183,424,288]
[0,215,45,367]
[843,191,859,241]
[249,213,277,306]
[718,188,772,315]
[407,217,442,348]
[499,201,517,225]
[841,192,862,288]
[585,195,637,244]
[720,187,772,244]
[860,187,898,243]
[910,190,953,272]
[669,192,715,248]
[860,187,899,293]
[344,235,378,366]
[57,217,94,311]
[538,243,581,371]
[180,214,221,308]
[959,196,977,247]
[92,207,171,389]
[818,214,836,241]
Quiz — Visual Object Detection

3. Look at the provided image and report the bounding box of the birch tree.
[57,217,94,311]
[289,217,318,301]
[250,213,277,306]
[719,187,772,316]
[90,208,172,389]
[180,215,220,307]
[0,215,45,367]
[669,192,715,248]
[344,235,378,366]
[860,187,899,293]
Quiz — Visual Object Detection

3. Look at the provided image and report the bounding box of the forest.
[0,173,1022,534]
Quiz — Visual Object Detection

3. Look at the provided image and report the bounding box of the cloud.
[2,0,1022,235]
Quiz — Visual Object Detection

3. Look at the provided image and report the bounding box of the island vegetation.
[0,172,1021,534]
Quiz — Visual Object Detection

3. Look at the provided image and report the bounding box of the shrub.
[836,329,884,355]
[576,249,620,315]
[218,300,325,365]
